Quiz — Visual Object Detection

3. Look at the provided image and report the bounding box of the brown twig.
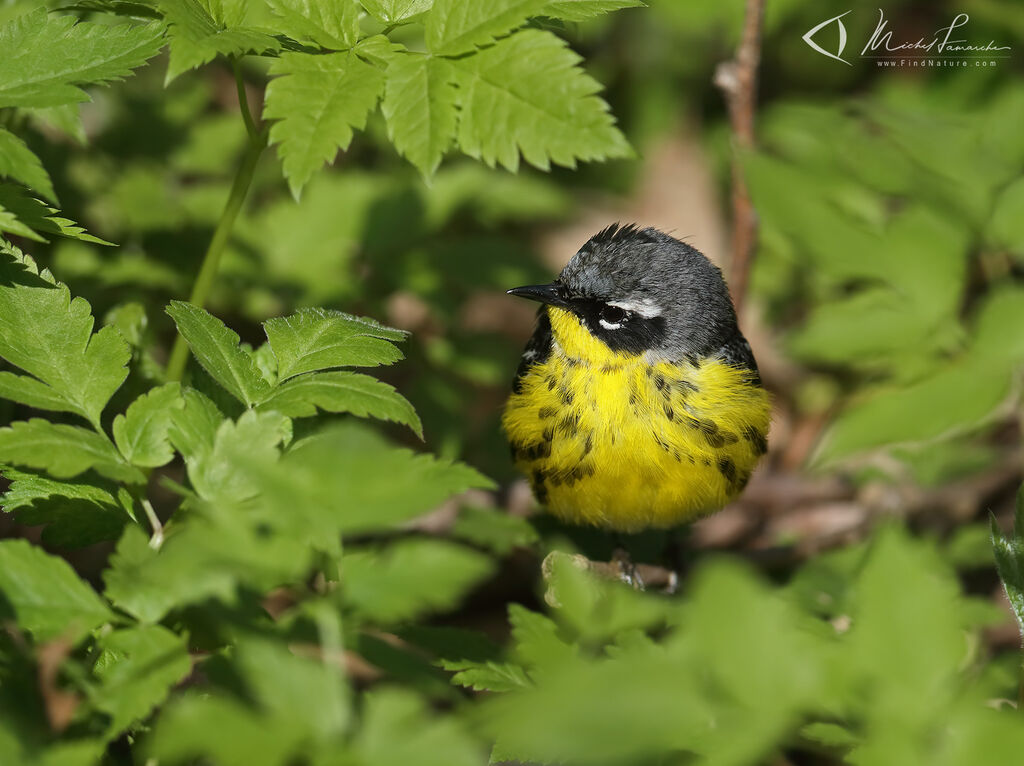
[714,0,765,316]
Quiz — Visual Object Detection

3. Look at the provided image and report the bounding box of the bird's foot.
[612,547,645,591]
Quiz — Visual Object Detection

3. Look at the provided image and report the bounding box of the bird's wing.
[512,307,553,393]
[717,332,761,385]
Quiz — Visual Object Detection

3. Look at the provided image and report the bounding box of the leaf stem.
[141,498,164,550]
[166,127,267,382]
[233,60,259,140]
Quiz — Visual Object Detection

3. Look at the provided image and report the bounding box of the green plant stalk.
[165,128,267,382]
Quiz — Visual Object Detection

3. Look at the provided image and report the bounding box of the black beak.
[506,283,571,308]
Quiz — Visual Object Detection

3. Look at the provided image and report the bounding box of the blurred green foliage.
[0,0,1023,765]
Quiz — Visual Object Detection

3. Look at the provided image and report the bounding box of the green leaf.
[2,468,129,548]
[359,0,432,23]
[382,54,458,177]
[0,420,143,483]
[0,127,56,202]
[343,539,493,622]
[257,371,422,437]
[263,308,406,380]
[0,244,130,425]
[351,689,480,766]
[104,509,311,623]
[0,539,111,642]
[541,0,644,21]
[991,484,1024,638]
[0,371,78,414]
[167,387,224,466]
[166,301,272,407]
[113,383,185,467]
[264,50,385,198]
[232,638,349,740]
[819,287,1024,461]
[0,9,164,109]
[259,424,493,534]
[267,0,361,49]
[157,0,280,83]
[450,29,631,172]
[186,409,290,503]
[146,693,301,766]
[451,506,538,554]
[426,0,547,55]
[0,182,112,244]
[447,660,530,692]
[92,625,191,736]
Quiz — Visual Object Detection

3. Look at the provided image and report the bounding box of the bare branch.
[714,0,766,316]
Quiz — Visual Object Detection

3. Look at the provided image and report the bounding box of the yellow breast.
[502,308,771,531]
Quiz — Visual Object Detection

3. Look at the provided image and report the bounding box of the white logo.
[802,11,852,65]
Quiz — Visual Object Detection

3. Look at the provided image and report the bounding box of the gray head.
[509,224,741,361]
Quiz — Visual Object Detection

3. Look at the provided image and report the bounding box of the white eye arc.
[598,304,627,330]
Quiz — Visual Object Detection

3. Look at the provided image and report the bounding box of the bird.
[502,223,770,537]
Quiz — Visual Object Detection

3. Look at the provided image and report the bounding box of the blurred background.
[4,0,1023,612]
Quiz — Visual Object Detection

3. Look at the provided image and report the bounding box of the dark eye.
[600,305,626,325]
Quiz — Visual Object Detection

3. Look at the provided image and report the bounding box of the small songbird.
[503,224,770,533]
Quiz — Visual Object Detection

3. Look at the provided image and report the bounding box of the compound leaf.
[264,50,385,198]
[263,307,406,380]
[267,0,361,49]
[359,0,432,24]
[0,539,112,643]
[0,182,112,244]
[257,371,422,437]
[451,29,630,172]
[382,54,458,177]
[112,382,186,467]
[157,0,280,83]
[92,625,192,737]
[0,9,163,109]
[0,244,130,425]
[166,301,272,408]
[0,419,143,483]
[541,0,644,21]
[0,127,56,202]
[425,0,547,56]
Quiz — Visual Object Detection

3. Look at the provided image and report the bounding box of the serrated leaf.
[0,539,112,642]
[0,127,56,202]
[157,0,280,83]
[147,693,301,766]
[252,424,493,534]
[541,0,643,21]
[2,468,128,548]
[359,0,432,23]
[113,383,185,467]
[92,625,191,736]
[0,9,164,109]
[0,182,112,244]
[186,409,290,502]
[426,0,546,55]
[257,371,421,436]
[352,689,480,766]
[0,244,130,425]
[267,0,361,49]
[343,539,493,622]
[448,660,530,692]
[382,54,457,177]
[451,506,538,554]
[450,29,631,172]
[167,387,225,465]
[0,371,77,414]
[233,638,349,740]
[264,307,406,380]
[264,50,385,198]
[166,301,272,407]
[0,420,143,483]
